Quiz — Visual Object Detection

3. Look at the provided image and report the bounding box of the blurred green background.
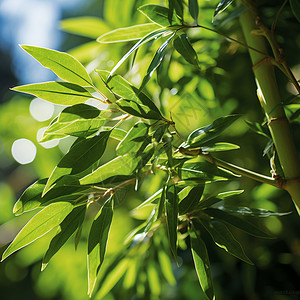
[0,0,300,299]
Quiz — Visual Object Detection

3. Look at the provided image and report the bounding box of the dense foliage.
[1,0,300,299]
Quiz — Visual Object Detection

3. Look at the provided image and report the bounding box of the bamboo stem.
[239,2,300,214]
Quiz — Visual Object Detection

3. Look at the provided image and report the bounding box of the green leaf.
[290,0,300,23]
[60,17,111,39]
[117,122,149,155]
[13,177,86,216]
[108,28,171,77]
[168,0,184,22]
[190,231,214,300]
[12,82,93,106]
[97,23,161,43]
[109,128,127,141]
[140,34,174,91]
[213,0,235,18]
[179,184,204,214]
[179,160,239,182]
[183,115,240,148]
[188,0,199,22]
[80,153,139,185]
[199,219,253,264]
[95,259,129,299]
[173,33,200,68]
[138,4,180,27]
[88,198,113,296]
[198,190,244,210]
[98,71,163,120]
[44,131,111,194]
[1,202,74,261]
[40,104,105,141]
[214,206,290,217]
[204,207,272,238]
[42,205,86,270]
[165,185,178,259]
[21,45,93,86]
[201,142,240,152]
[245,120,270,139]
[158,250,176,285]
[147,261,161,296]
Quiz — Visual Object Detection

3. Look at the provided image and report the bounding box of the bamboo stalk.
[239,2,300,214]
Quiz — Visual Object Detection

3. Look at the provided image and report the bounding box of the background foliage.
[0,0,300,299]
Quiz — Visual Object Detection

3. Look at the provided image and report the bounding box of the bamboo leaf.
[168,0,184,21]
[204,207,272,238]
[108,28,171,77]
[190,231,214,300]
[98,71,163,120]
[199,219,253,264]
[179,184,204,214]
[97,23,161,43]
[173,33,200,68]
[88,198,113,296]
[147,261,161,296]
[21,45,93,86]
[214,206,290,217]
[80,153,138,185]
[188,0,199,22]
[42,205,86,270]
[140,34,174,90]
[12,82,93,106]
[165,185,178,259]
[40,104,105,141]
[213,0,235,18]
[182,115,240,148]
[1,202,74,261]
[138,4,180,27]
[117,122,149,155]
[201,142,240,152]
[13,177,87,216]
[290,0,300,23]
[60,17,111,39]
[158,249,176,285]
[44,131,111,194]
[179,160,239,182]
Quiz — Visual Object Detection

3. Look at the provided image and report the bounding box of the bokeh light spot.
[11,138,37,164]
[30,98,54,122]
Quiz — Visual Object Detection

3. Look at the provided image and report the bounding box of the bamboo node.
[267,117,288,125]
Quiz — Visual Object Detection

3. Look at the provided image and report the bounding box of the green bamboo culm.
[239,0,300,214]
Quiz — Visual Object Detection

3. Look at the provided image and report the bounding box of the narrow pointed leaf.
[204,208,272,238]
[12,82,93,105]
[138,4,180,27]
[201,142,240,152]
[199,219,253,264]
[165,185,178,258]
[140,34,174,90]
[188,0,199,22]
[21,45,93,86]
[214,206,290,217]
[179,160,239,182]
[97,23,161,43]
[88,198,113,296]
[98,71,163,120]
[41,104,105,141]
[13,177,87,216]
[179,184,204,214]
[44,131,110,194]
[190,231,214,300]
[80,153,138,185]
[1,202,74,261]
[117,122,149,155]
[60,17,111,39]
[213,0,234,18]
[183,115,240,148]
[158,249,176,285]
[42,205,86,270]
[147,261,161,296]
[173,33,200,68]
[108,28,171,77]
[168,0,184,20]
[290,0,300,23]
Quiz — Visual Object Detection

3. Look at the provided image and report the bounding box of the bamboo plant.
[2,0,300,299]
